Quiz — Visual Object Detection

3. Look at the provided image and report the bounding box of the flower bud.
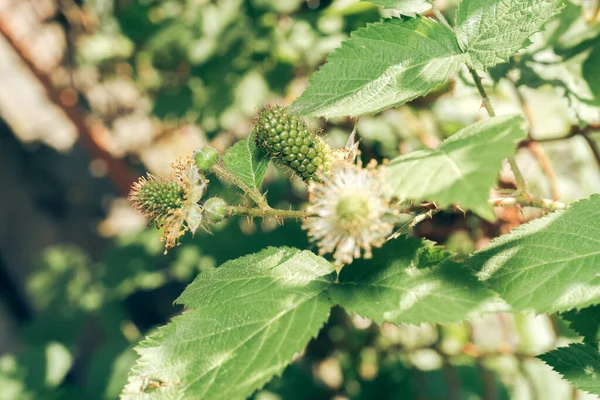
[203,197,227,223]
[194,147,220,172]
[129,176,184,222]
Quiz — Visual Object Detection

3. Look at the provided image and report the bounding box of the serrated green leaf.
[361,0,432,14]
[386,115,527,221]
[455,0,565,70]
[538,343,600,396]
[562,305,600,344]
[290,16,466,117]
[223,135,269,189]
[328,237,494,325]
[468,194,600,314]
[122,247,335,400]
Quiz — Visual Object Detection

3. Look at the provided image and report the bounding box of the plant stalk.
[226,206,313,219]
[489,197,566,211]
[468,66,530,197]
[210,164,270,209]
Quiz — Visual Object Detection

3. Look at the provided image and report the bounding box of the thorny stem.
[468,67,531,198]
[519,123,600,144]
[490,197,566,211]
[407,196,564,229]
[409,208,442,229]
[226,206,314,219]
[210,163,270,209]
[468,67,496,117]
[519,123,600,171]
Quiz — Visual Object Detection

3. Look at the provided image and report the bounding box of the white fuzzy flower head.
[129,156,208,254]
[302,161,394,266]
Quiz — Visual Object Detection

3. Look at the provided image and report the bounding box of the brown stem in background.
[581,131,600,171]
[476,361,497,400]
[442,360,461,400]
[510,82,561,199]
[0,16,136,196]
[519,123,600,172]
[527,142,561,199]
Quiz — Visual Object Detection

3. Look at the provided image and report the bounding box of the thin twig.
[528,142,561,199]
[468,67,497,117]
[518,123,600,171]
[211,163,270,209]
[476,361,497,400]
[510,82,561,199]
[226,206,311,219]
[581,131,600,171]
[409,208,442,229]
[468,67,530,197]
[490,197,566,211]
[519,123,600,145]
[442,360,462,400]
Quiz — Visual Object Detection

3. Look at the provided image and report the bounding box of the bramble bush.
[119,0,600,398]
[3,0,600,399]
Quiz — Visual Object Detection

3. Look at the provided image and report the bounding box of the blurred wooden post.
[0,14,136,196]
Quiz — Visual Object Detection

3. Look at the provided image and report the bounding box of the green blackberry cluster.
[132,179,183,219]
[254,106,333,181]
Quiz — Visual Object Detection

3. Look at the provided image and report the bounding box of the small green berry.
[194,147,219,171]
[130,178,183,219]
[203,197,227,223]
[254,105,334,181]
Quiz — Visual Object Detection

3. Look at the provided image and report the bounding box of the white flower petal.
[302,161,393,265]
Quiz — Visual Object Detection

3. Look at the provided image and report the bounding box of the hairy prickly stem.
[254,105,334,181]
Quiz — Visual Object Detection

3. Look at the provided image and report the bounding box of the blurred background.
[0,0,599,399]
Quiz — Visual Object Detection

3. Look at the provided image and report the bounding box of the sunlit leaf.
[468,194,600,313]
[456,0,565,69]
[223,135,270,189]
[291,16,466,117]
[122,247,335,400]
[329,237,495,325]
[386,115,526,221]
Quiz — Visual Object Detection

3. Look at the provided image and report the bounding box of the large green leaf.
[386,115,526,221]
[455,0,565,70]
[361,0,432,14]
[290,16,466,117]
[468,194,600,314]
[539,343,600,396]
[122,247,335,400]
[328,237,495,325]
[223,135,269,189]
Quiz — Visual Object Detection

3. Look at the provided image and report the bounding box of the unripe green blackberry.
[254,106,334,181]
[129,177,184,221]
